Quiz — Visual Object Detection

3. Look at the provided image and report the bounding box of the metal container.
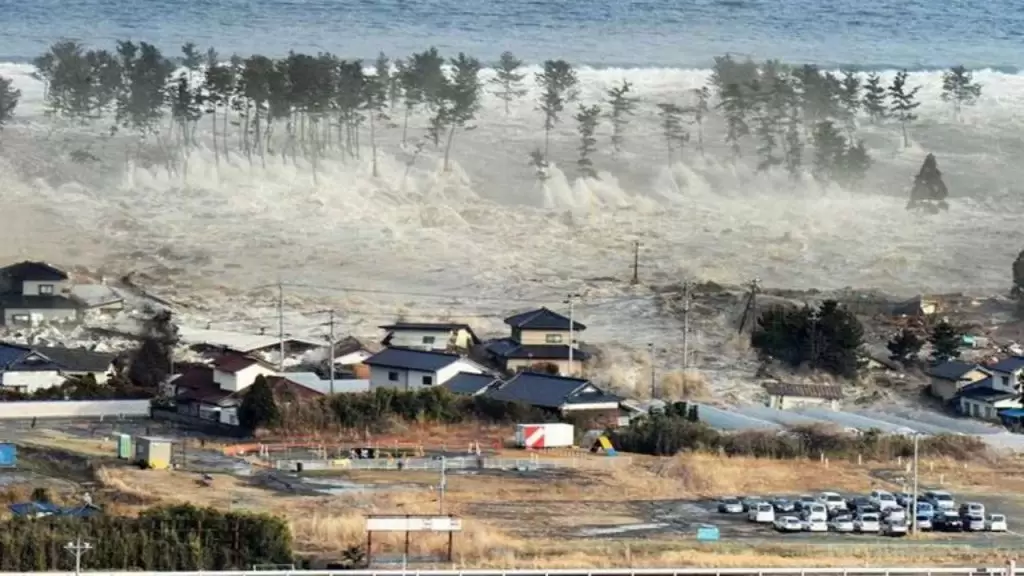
[134,436,172,470]
[0,443,16,468]
[117,434,132,459]
[514,423,574,449]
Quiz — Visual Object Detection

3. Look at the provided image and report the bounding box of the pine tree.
[888,70,920,147]
[941,65,982,122]
[887,328,924,364]
[684,86,710,156]
[783,111,803,180]
[0,76,20,137]
[838,69,861,134]
[656,102,688,166]
[861,72,887,123]
[489,51,526,115]
[717,83,749,157]
[837,140,871,186]
[365,53,391,177]
[536,59,578,165]
[811,120,846,182]
[238,375,280,432]
[605,79,637,153]
[1013,249,1024,300]
[575,104,601,178]
[438,53,482,172]
[929,320,963,364]
[749,79,781,171]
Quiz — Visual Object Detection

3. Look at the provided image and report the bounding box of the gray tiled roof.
[364,347,461,372]
[443,372,498,395]
[380,322,473,332]
[503,307,586,331]
[927,360,983,381]
[35,346,115,373]
[0,261,69,282]
[486,372,619,409]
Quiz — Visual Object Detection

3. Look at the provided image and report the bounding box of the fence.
[0,400,151,419]
[0,567,1014,576]
[274,453,631,472]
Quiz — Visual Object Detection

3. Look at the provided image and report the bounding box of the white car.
[774,516,803,532]
[960,502,985,518]
[885,506,906,522]
[749,502,775,523]
[802,503,828,523]
[915,514,933,531]
[926,490,956,511]
[829,515,855,533]
[883,518,908,537]
[986,514,1008,532]
[855,513,881,533]
[870,489,898,511]
[915,501,935,517]
[963,514,986,532]
[819,492,847,512]
[804,517,828,532]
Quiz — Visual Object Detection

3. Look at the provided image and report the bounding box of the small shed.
[134,436,173,470]
[763,382,843,411]
[0,443,16,467]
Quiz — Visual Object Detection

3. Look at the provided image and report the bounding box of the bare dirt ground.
[4,423,1023,568]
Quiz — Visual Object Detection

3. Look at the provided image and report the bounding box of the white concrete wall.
[990,370,1021,393]
[21,280,69,296]
[214,364,276,392]
[385,329,454,351]
[369,365,410,390]
[770,395,838,411]
[0,399,150,419]
[436,359,483,384]
[0,371,64,393]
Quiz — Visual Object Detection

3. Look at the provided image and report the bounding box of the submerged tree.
[838,69,861,134]
[239,375,280,432]
[438,52,482,172]
[490,51,527,115]
[365,52,391,177]
[861,72,887,124]
[685,86,711,157]
[887,328,924,365]
[717,83,749,157]
[536,59,578,165]
[0,75,20,137]
[575,103,601,178]
[888,70,920,147]
[783,112,803,179]
[605,79,637,153]
[929,320,963,364]
[941,65,982,121]
[656,102,688,167]
[906,153,949,212]
[811,120,847,182]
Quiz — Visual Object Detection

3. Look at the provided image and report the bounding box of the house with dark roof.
[486,372,623,423]
[763,382,843,411]
[953,377,1022,421]
[364,347,487,391]
[0,343,117,394]
[379,322,480,352]
[169,362,314,426]
[927,360,990,401]
[485,307,589,376]
[443,372,500,396]
[0,261,80,325]
[983,356,1024,395]
[212,354,277,392]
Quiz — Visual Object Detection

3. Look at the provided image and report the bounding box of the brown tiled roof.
[212,354,270,374]
[763,382,843,400]
[174,366,236,405]
[266,376,325,400]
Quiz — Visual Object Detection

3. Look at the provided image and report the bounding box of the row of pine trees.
[0,42,984,186]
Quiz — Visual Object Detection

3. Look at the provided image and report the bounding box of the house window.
[11,314,29,324]
[545,333,564,344]
[388,371,399,382]
[38,284,54,295]
[1003,376,1010,387]
[422,336,436,344]
[422,375,434,386]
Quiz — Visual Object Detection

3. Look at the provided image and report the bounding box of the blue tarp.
[9,502,101,518]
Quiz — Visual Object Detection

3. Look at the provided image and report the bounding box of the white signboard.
[366,516,463,532]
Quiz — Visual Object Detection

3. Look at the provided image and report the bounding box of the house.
[763,382,843,411]
[0,343,117,394]
[363,347,486,391]
[927,360,990,401]
[982,356,1024,395]
[0,261,80,325]
[954,378,1022,421]
[485,307,590,376]
[70,284,125,314]
[176,326,325,361]
[379,322,480,352]
[443,372,500,396]
[486,372,624,425]
[329,336,374,378]
[212,354,277,392]
[171,366,241,424]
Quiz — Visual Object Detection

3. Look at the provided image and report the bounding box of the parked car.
[914,514,933,531]
[895,492,912,508]
[915,501,935,518]
[795,494,818,511]
[963,514,986,532]
[819,492,847,512]
[802,503,828,523]
[771,497,796,513]
[829,514,855,533]
[749,502,775,523]
[870,489,899,511]
[803,517,828,532]
[774,516,803,533]
[847,496,870,510]
[883,518,908,537]
[884,506,906,522]
[925,490,956,511]
[935,511,963,532]
[986,514,1008,532]
[719,497,744,514]
[855,513,881,533]
[959,502,985,518]
[741,496,763,512]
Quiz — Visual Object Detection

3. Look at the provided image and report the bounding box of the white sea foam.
[1,63,1022,398]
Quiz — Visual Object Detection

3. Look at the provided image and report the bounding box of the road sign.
[366,516,462,532]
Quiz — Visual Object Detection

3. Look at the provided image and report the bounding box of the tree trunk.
[311,118,319,186]
[370,110,378,177]
[402,107,410,146]
[901,121,909,148]
[210,109,219,168]
[222,106,230,160]
[697,121,705,157]
[443,123,457,172]
[543,124,551,165]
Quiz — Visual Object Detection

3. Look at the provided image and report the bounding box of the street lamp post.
[65,537,92,576]
[911,433,920,536]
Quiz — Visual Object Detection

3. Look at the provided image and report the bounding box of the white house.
[983,357,1024,394]
[763,382,843,411]
[955,377,1022,421]
[364,347,486,391]
[212,355,277,392]
[379,322,480,352]
[0,261,80,325]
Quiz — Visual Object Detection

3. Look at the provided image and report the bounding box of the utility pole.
[682,282,691,370]
[648,343,656,398]
[65,536,92,576]
[631,241,640,285]
[328,309,336,395]
[277,282,285,371]
[911,432,920,535]
[438,455,447,514]
[565,293,582,376]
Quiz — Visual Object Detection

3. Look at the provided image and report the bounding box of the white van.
[802,502,828,522]
[870,489,898,511]
[749,502,775,523]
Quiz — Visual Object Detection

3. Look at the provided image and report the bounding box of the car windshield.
[919,503,932,509]
[992,515,1005,521]
[862,515,879,521]
[917,515,930,521]
[724,498,739,503]
[758,504,772,511]
[879,494,894,501]
[836,516,851,522]
[826,495,842,501]
[935,494,953,501]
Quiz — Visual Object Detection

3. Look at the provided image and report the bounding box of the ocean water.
[1,0,1022,69]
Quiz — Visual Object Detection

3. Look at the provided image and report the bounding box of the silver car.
[964,514,986,532]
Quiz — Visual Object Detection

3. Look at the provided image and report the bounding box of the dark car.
[935,511,963,532]
[847,496,871,511]
[772,497,796,513]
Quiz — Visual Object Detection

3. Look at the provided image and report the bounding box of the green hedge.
[0,504,292,570]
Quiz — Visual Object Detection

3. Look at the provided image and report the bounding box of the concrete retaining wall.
[0,400,151,419]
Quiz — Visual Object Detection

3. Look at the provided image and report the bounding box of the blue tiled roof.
[0,343,32,368]
[927,360,982,381]
[485,338,591,361]
[486,372,620,409]
[504,307,586,331]
[443,372,498,395]
[364,347,461,372]
[990,356,1024,374]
